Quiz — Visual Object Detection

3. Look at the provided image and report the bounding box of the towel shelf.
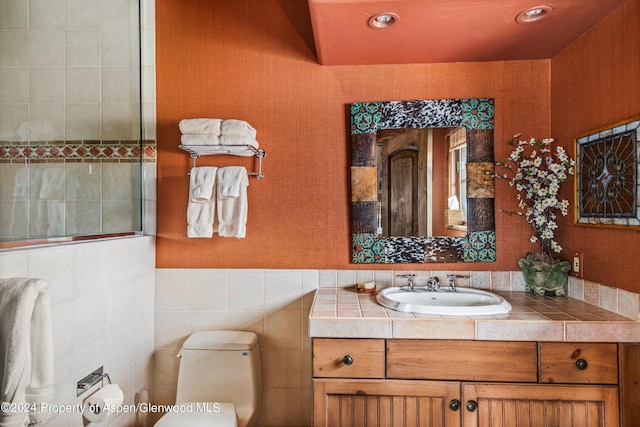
[179,144,266,179]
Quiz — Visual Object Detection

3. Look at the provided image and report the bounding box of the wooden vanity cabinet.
[313,339,632,427]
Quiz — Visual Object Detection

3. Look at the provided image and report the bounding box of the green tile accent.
[463,230,496,262]
[351,102,383,134]
[461,98,494,130]
[352,233,385,263]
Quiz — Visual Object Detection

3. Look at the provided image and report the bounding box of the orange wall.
[155,0,553,270]
[551,0,640,293]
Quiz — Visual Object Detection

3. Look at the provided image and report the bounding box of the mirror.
[376,126,467,237]
[350,98,496,263]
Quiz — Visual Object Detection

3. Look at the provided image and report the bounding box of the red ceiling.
[308,0,629,65]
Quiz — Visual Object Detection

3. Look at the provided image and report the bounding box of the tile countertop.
[309,287,640,342]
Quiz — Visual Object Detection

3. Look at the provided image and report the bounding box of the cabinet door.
[314,379,460,427]
[461,383,619,427]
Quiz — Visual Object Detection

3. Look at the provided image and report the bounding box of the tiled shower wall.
[0,0,141,141]
[0,236,155,427]
[0,0,156,241]
[153,268,640,427]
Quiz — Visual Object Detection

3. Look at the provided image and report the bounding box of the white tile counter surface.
[309,287,640,342]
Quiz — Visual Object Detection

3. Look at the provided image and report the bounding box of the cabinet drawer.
[540,342,618,384]
[313,338,385,379]
[387,340,538,382]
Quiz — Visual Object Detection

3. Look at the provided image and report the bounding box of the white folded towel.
[179,118,222,135]
[0,278,55,427]
[180,134,220,146]
[219,134,259,150]
[187,166,217,238]
[39,168,64,200]
[221,119,257,138]
[217,166,249,238]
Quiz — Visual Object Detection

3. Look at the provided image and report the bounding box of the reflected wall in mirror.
[350,98,496,263]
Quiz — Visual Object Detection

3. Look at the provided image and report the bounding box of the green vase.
[518,252,571,296]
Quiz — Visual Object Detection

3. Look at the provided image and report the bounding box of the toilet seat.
[154,402,237,427]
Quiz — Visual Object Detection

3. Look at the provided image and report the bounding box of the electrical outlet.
[572,252,584,278]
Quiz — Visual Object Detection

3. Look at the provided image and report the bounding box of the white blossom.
[495,134,575,256]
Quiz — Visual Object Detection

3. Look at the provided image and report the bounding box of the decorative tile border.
[0,140,156,162]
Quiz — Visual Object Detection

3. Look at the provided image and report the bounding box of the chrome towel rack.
[179,144,266,179]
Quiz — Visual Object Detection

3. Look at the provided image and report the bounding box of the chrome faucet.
[446,274,469,292]
[426,277,440,292]
[397,273,417,291]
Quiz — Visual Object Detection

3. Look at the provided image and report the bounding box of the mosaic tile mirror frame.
[575,115,640,230]
[350,98,496,264]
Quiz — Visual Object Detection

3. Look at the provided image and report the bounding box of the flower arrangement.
[496,134,575,260]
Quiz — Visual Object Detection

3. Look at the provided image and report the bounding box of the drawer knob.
[342,355,354,366]
[576,358,589,370]
[449,399,461,411]
[465,400,477,412]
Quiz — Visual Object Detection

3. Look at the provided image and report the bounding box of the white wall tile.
[0,31,28,66]
[155,311,191,349]
[52,299,74,359]
[29,0,65,29]
[0,0,28,30]
[65,29,101,66]
[65,67,101,103]
[191,269,227,311]
[74,242,110,296]
[0,250,29,277]
[191,311,228,332]
[29,30,64,66]
[108,323,134,375]
[73,289,108,350]
[155,269,191,311]
[0,67,28,102]
[65,104,101,140]
[264,270,302,311]
[65,0,100,29]
[108,280,134,332]
[228,270,264,311]
[27,245,75,303]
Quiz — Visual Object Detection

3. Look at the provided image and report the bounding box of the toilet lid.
[154,402,237,427]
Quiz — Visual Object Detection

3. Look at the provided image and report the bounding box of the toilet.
[155,330,262,427]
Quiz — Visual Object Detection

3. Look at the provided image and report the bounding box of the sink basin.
[376,287,512,316]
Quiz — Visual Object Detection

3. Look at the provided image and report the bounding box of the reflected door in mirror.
[378,128,430,237]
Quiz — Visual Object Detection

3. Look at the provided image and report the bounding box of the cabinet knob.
[576,358,589,370]
[449,399,461,411]
[465,400,478,412]
[342,355,354,366]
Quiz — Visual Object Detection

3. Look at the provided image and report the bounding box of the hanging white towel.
[220,119,257,138]
[187,166,217,238]
[190,167,217,202]
[180,134,220,146]
[178,118,222,135]
[39,168,64,200]
[0,278,55,427]
[217,166,249,238]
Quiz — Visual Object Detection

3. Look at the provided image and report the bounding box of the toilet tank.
[175,331,262,413]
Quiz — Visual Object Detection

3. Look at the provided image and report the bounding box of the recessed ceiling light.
[368,13,399,29]
[516,6,553,23]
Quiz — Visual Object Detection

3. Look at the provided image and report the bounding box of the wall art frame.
[574,115,640,230]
